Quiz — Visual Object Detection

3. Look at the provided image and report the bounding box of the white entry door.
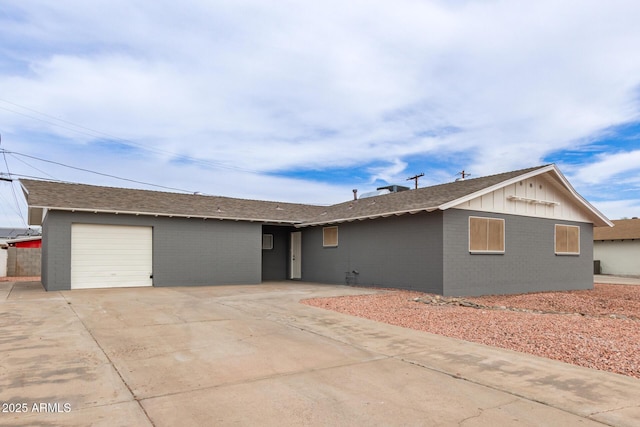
[290,231,302,279]
[71,224,153,289]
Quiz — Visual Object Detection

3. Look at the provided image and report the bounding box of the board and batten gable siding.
[442,209,593,297]
[301,211,444,294]
[40,210,262,291]
[452,173,592,223]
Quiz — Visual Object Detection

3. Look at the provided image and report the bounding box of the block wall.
[6,247,41,276]
[301,212,444,294]
[41,211,262,291]
[443,208,593,296]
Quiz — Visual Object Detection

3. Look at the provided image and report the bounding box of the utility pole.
[406,172,424,189]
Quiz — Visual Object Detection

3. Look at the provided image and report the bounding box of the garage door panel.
[71,224,153,289]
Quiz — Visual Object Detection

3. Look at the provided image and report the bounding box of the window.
[555,224,579,255]
[262,234,273,250]
[469,216,505,253]
[323,226,338,247]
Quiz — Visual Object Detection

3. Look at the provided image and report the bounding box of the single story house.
[20,164,612,296]
[594,218,640,276]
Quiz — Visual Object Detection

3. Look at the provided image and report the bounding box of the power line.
[8,153,59,180]
[0,98,261,174]
[1,172,56,181]
[0,105,106,141]
[0,137,28,226]
[0,185,24,216]
[1,149,196,193]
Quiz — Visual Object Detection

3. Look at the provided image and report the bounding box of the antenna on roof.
[406,173,424,189]
[456,170,471,181]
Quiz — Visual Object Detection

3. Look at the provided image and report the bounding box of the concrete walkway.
[1,281,639,426]
[595,275,640,285]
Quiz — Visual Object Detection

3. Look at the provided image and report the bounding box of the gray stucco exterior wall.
[40,207,595,296]
[41,211,262,291]
[442,209,593,296]
[300,212,444,294]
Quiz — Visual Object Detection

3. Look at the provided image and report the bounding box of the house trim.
[439,164,612,227]
[299,207,436,227]
[26,206,303,225]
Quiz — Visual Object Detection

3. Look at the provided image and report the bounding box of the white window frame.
[262,234,274,250]
[468,216,505,254]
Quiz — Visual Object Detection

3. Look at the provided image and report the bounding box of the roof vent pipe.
[352,189,358,200]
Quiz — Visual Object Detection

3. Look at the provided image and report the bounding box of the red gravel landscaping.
[301,283,640,379]
[0,276,41,282]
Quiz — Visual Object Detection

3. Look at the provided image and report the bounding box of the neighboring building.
[594,218,640,276]
[7,236,42,248]
[3,237,42,277]
[0,227,39,246]
[1,229,42,277]
[20,164,612,296]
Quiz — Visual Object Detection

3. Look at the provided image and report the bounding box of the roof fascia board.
[34,206,302,225]
[542,166,613,227]
[438,165,556,211]
[6,236,42,244]
[297,207,437,227]
[438,165,613,227]
[19,181,30,203]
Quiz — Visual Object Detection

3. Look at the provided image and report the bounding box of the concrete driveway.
[1,281,639,426]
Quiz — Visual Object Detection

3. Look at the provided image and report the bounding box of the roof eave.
[32,206,303,225]
[298,206,438,227]
[542,165,613,227]
[437,165,557,211]
[6,236,42,244]
[437,164,613,227]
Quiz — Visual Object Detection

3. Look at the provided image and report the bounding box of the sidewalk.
[595,275,640,285]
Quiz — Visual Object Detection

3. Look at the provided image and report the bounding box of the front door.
[290,231,302,279]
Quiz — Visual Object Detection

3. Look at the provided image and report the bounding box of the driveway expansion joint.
[396,356,610,426]
[61,293,157,427]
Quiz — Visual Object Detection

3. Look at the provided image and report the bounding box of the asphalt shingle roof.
[20,179,326,223]
[20,165,560,226]
[302,165,549,225]
[594,218,640,240]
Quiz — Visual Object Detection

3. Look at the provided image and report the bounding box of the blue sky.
[1,0,639,227]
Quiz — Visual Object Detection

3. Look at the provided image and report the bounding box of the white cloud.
[591,199,640,221]
[1,0,640,221]
[572,150,640,184]
[367,159,409,184]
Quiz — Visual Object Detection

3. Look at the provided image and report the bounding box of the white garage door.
[71,224,153,289]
